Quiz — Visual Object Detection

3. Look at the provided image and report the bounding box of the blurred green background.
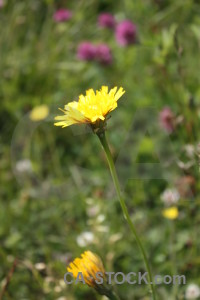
[0,0,200,299]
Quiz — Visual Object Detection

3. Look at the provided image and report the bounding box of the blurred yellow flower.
[30,105,49,121]
[67,251,106,288]
[54,86,125,128]
[162,206,179,219]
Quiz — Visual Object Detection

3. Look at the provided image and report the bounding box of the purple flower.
[96,44,112,65]
[115,20,137,46]
[53,9,72,22]
[98,13,115,29]
[159,107,175,133]
[77,42,97,61]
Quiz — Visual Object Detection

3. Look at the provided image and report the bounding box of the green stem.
[97,131,156,300]
[108,291,120,300]
[104,289,120,300]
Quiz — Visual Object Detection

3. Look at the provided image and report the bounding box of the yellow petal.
[101,86,108,94]
[66,101,79,109]
[114,87,125,101]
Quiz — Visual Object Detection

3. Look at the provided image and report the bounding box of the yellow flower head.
[67,251,106,288]
[54,86,125,128]
[162,206,179,220]
[30,105,49,121]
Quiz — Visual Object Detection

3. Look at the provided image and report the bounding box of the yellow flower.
[30,105,49,121]
[67,251,106,288]
[54,86,125,128]
[162,206,179,220]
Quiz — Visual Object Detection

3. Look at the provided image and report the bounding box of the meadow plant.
[159,107,175,133]
[54,86,156,299]
[67,251,119,299]
[98,13,116,29]
[96,44,112,65]
[115,20,137,46]
[77,42,97,61]
[53,9,72,23]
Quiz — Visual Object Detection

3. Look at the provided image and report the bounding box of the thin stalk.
[108,291,120,300]
[105,289,120,300]
[97,131,156,300]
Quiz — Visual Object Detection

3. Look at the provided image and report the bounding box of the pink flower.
[53,9,72,22]
[159,107,175,133]
[0,0,4,8]
[77,42,97,61]
[96,44,112,65]
[98,13,115,29]
[115,20,137,46]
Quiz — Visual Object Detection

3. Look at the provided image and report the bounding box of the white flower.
[185,144,195,158]
[109,233,122,243]
[35,262,46,271]
[15,159,32,174]
[161,188,180,206]
[54,286,62,293]
[96,225,109,233]
[86,205,100,217]
[97,214,105,223]
[185,284,200,299]
[76,231,94,247]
